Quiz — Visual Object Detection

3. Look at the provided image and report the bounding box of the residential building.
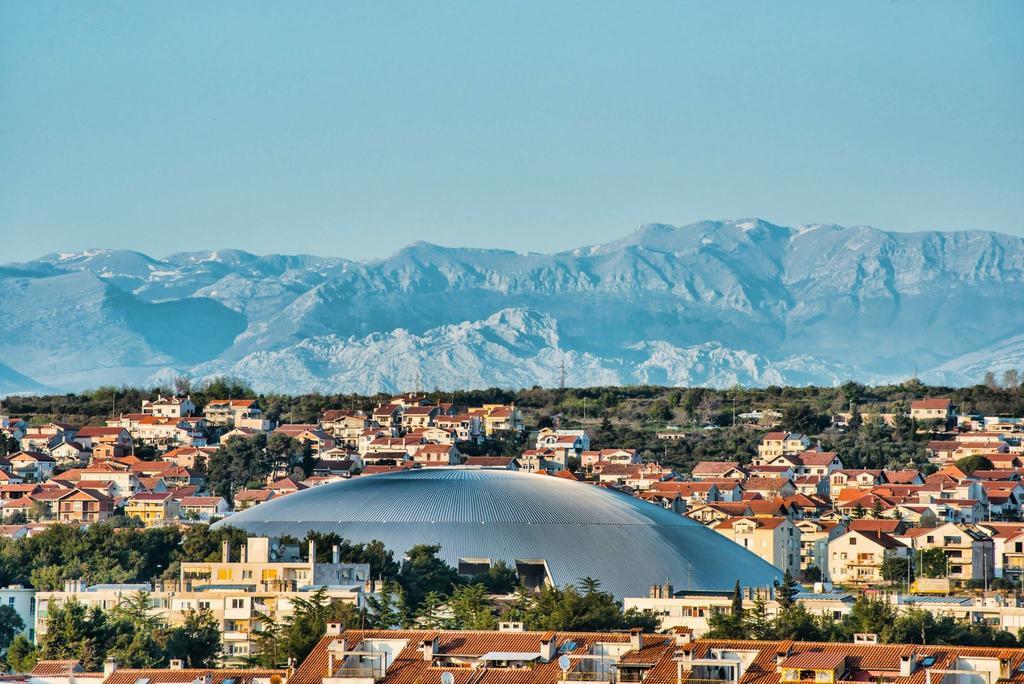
[57,488,115,524]
[899,522,995,587]
[179,496,229,521]
[911,398,954,423]
[141,395,197,418]
[756,432,811,461]
[125,492,180,526]
[711,516,801,574]
[828,529,909,585]
[204,399,273,431]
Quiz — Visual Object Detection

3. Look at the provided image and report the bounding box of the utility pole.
[559,359,565,391]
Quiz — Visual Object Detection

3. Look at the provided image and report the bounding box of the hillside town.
[0,386,1023,680]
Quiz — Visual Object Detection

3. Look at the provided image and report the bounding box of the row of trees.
[6,593,221,673]
[0,521,255,591]
[709,574,1023,647]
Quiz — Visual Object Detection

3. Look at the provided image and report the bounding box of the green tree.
[708,580,745,639]
[448,583,498,630]
[365,581,404,629]
[881,554,913,584]
[39,599,110,671]
[954,454,993,475]
[470,560,519,594]
[919,548,949,578]
[279,587,356,665]
[783,405,826,435]
[521,583,651,632]
[774,604,826,641]
[250,616,285,668]
[397,545,462,613]
[835,595,895,641]
[646,400,674,423]
[0,604,25,655]
[165,609,221,668]
[6,634,37,673]
[743,596,775,640]
[777,571,798,611]
[416,592,447,629]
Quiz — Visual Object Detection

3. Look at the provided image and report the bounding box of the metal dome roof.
[215,468,782,598]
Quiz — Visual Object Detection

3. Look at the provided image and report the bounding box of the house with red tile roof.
[710,515,801,574]
[179,495,229,520]
[910,397,954,422]
[690,460,746,481]
[233,488,275,510]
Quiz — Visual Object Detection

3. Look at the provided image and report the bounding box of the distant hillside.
[2,219,1023,393]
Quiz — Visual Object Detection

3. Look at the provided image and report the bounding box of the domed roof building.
[216,468,782,598]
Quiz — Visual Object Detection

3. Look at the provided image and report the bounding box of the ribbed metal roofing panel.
[215,468,782,598]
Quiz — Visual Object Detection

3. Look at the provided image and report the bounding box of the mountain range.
[2,218,1022,394]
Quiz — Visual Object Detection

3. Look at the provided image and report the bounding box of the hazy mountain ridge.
[2,219,1021,392]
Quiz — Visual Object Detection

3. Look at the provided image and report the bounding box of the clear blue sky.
[2,1,1022,262]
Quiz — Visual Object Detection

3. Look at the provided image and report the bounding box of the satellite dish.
[558,654,571,671]
[440,672,455,684]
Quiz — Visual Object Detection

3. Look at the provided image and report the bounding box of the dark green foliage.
[777,571,798,611]
[7,634,37,673]
[518,579,658,632]
[0,605,25,656]
[39,599,111,670]
[881,554,913,584]
[469,560,519,594]
[164,609,222,668]
[397,545,463,613]
[919,547,950,578]
[782,405,828,435]
[0,521,182,590]
[954,454,994,475]
[447,583,498,630]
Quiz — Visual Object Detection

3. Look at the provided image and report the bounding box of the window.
[198,601,211,610]
[7,597,14,607]
[231,599,244,609]
[849,537,856,545]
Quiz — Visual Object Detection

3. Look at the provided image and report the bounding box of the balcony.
[323,665,384,684]
[564,672,613,683]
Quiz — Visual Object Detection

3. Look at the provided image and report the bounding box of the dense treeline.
[8,377,1024,431]
[709,576,1024,647]
[0,521,251,591]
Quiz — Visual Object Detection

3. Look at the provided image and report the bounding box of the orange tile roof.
[104,669,284,684]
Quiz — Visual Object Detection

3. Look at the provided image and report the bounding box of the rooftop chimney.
[239,544,247,563]
[672,627,694,646]
[103,658,118,678]
[630,628,643,652]
[169,660,184,671]
[325,622,343,636]
[332,544,340,565]
[540,632,557,662]
[308,539,317,563]
[221,540,230,563]
[420,637,437,662]
[899,653,916,677]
